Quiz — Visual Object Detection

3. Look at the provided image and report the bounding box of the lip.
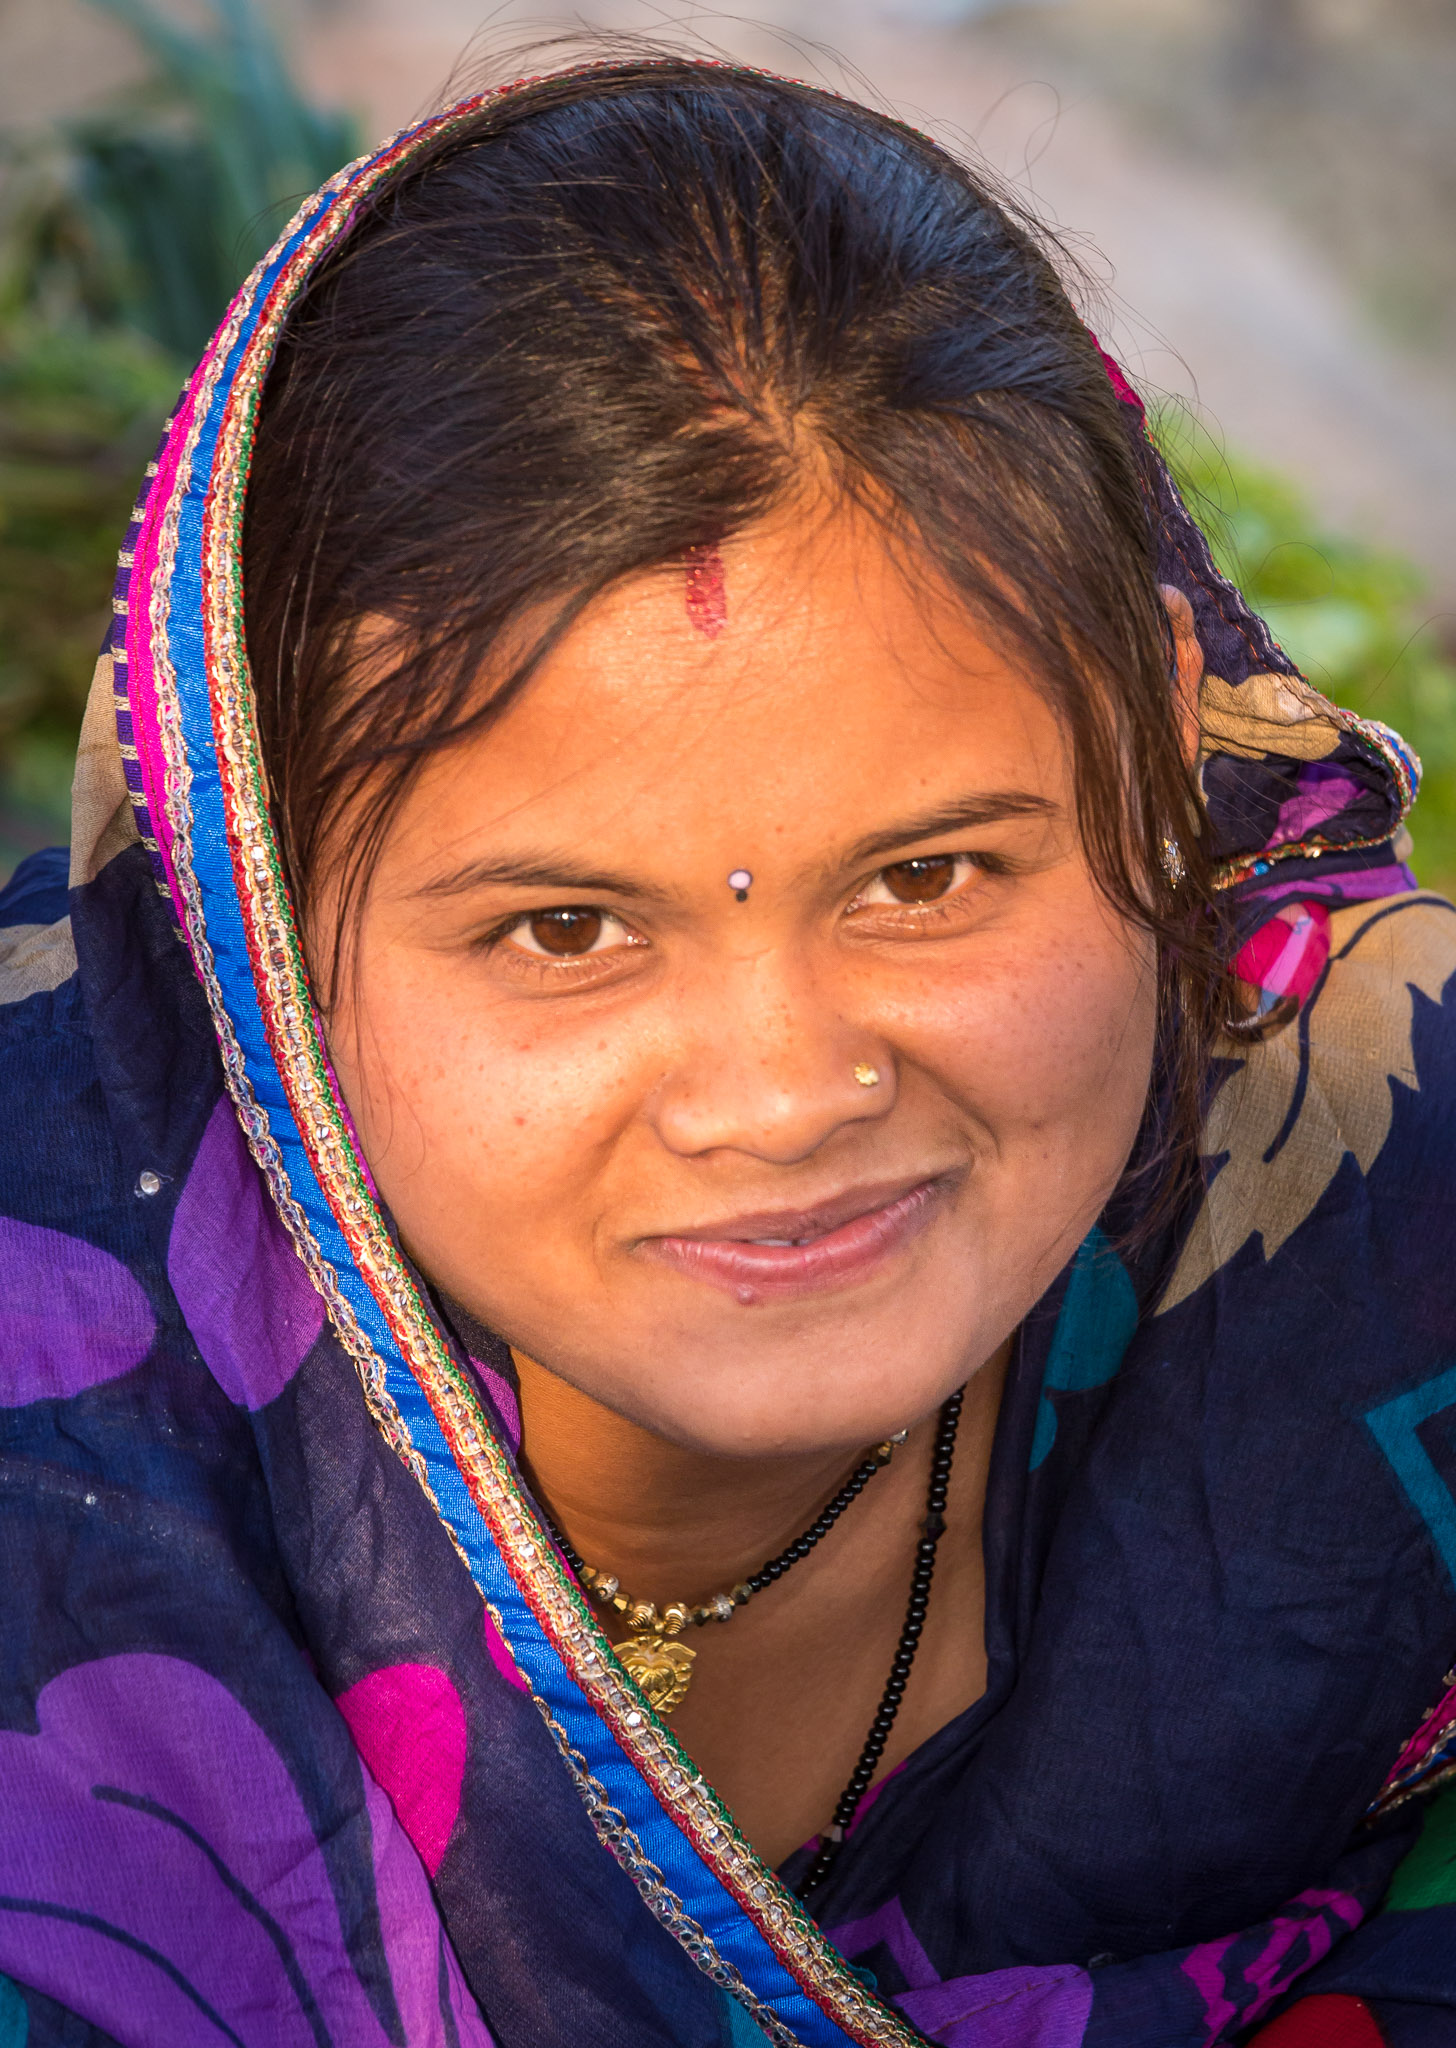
[638,1174,949,1303]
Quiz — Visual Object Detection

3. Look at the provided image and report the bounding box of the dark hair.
[242,54,1220,1231]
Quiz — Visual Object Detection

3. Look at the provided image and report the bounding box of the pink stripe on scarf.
[124,368,207,929]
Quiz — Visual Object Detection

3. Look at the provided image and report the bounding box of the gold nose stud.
[853,1063,881,1088]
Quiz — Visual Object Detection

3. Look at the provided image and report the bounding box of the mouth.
[638,1174,952,1303]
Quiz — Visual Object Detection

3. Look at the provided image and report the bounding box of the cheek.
[883,897,1157,1155]
[330,951,638,1210]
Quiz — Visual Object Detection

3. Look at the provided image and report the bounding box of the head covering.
[4,64,1456,2048]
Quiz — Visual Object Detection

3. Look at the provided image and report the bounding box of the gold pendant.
[615,1634,697,1715]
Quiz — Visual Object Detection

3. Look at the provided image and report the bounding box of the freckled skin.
[321,497,1181,1862]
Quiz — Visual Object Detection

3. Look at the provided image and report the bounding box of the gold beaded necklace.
[546,1429,908,1713]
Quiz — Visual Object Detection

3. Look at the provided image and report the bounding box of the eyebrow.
[840,791,1058,869]
[414,853,675,903]
[414,791,1057,903]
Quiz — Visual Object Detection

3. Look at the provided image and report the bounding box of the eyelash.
[846,853,999,913]
[483,909,643,962]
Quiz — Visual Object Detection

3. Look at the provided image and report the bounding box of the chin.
[594,1299,988,1459]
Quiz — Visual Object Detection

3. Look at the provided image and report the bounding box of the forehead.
[391,497,1068,867]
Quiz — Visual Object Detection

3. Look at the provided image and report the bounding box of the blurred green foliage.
[0,324,176,838]
[1,0,357,361]
[1154,406,1456,896]
[0,0,356,870]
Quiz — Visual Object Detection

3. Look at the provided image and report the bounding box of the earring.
[1160,837,1186,886]
[727,868,752,902]
[853,1064,881,1088]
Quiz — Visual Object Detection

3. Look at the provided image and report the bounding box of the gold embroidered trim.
[1209,708,1420,893]
[1373,1753,1456,1819]
[1367,1660,1456,1819]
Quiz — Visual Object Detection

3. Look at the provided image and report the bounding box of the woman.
[1,54,1454,2048]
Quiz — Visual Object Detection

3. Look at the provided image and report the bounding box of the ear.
[1160,585,1204,768]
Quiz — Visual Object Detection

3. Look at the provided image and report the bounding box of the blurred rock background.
[1,0,1452,881]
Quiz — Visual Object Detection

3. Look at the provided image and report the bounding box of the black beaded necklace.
[547,1429,908,1714]
[545,1385,965,1898]
[798,1384,964,1898]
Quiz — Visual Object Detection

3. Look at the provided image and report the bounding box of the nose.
[649,958,896,1164]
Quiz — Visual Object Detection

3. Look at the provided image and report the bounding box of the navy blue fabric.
[1308,1905,1456,2012]
[0,845,67,928]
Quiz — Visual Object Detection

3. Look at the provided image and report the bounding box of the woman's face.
[326,497,1158,1457]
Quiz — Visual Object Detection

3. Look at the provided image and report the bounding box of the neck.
[512,1348,1004,1609]
[512,1343,1010,1866]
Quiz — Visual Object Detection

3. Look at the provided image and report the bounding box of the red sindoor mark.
[684,545,727,638]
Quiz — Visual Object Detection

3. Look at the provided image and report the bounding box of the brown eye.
[881,856,957,904]
[527,908,604,955]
